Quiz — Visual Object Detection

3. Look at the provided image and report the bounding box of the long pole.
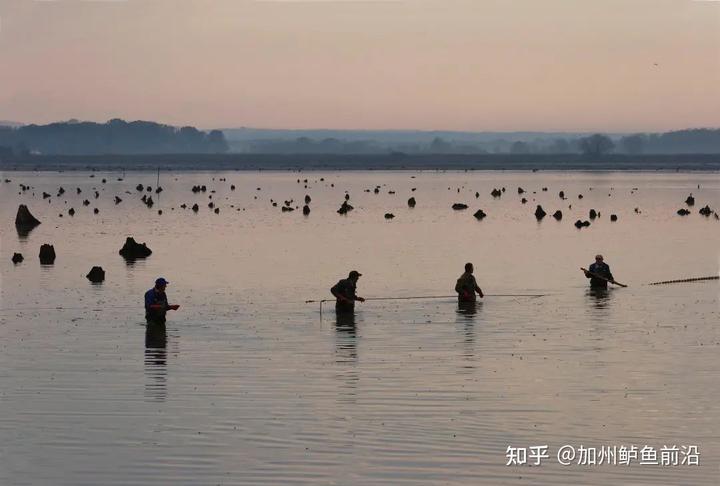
[580,267,627,287]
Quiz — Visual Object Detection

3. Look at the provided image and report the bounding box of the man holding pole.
[582,255,618,288]
[331,270,365,314]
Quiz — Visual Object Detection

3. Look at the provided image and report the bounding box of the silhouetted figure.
[583,255,614,288]
[145,277,180,324]
[331,270,365,314]
[455,263,484,303]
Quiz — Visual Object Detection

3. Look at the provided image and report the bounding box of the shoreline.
[2,153,720,172]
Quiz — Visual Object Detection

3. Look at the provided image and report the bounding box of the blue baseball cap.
[155,277,169,286]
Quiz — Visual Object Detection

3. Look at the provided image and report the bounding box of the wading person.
[455,262,484,303]
[145,277,180,324]
[583,255,615,288]
[331,270,365,314]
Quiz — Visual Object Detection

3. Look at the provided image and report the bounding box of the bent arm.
[472,276,483,297]
[331,287,353,304]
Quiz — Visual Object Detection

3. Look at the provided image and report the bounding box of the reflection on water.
[334,311,357,362]
[1,171,719,485]
[334,311,358,401]
[123,256,147,268]
[457,300,480,318]
[456,301,480,366]
[585,286,613,314]
[15,225,33,240]
[144,322,167,402]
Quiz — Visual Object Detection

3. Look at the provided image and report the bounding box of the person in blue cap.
[145,277,179,324]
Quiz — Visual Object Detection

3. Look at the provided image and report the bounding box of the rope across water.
[647,275,719,285]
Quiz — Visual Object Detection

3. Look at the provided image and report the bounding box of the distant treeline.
[0,119,229,155]
[2,122,718,157]
[229,129,720,155]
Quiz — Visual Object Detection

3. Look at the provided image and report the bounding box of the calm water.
[1,170,719,485]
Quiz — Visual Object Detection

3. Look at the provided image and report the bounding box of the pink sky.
[0,0,718,131]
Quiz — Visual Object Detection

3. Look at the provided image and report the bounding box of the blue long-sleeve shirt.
[145,288,169,322]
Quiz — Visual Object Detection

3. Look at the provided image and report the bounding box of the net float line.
[304,294,547,304]
[305,294,548,315]
[647,276,719,286]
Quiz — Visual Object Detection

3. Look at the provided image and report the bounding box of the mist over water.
[1,170,719,485]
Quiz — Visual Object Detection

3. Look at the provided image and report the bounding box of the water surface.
[1,170,719,484]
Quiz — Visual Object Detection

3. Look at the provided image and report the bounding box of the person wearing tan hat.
[331,270,365,313]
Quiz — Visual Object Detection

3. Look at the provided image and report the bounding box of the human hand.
[169,304,180,310]
[357,297,365,303]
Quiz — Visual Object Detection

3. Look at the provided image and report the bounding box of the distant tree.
[14,141,30,156]
[207,130,229,153]
[429,137,451,153]
[579,134,615,156]
[619,134,647,154]
[175,126,202,152]
[0,119,228,155]
[548,138,572,154]
[0,145,13,159]
[510,141,530,154]
[653,129,720,154]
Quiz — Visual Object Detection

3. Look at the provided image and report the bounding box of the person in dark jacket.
[331,270,365,313]
[584,255,615,288]
[145,277,180,324]
[455,263,484,303]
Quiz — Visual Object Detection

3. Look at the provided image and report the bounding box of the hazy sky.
[0,0,718,131]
